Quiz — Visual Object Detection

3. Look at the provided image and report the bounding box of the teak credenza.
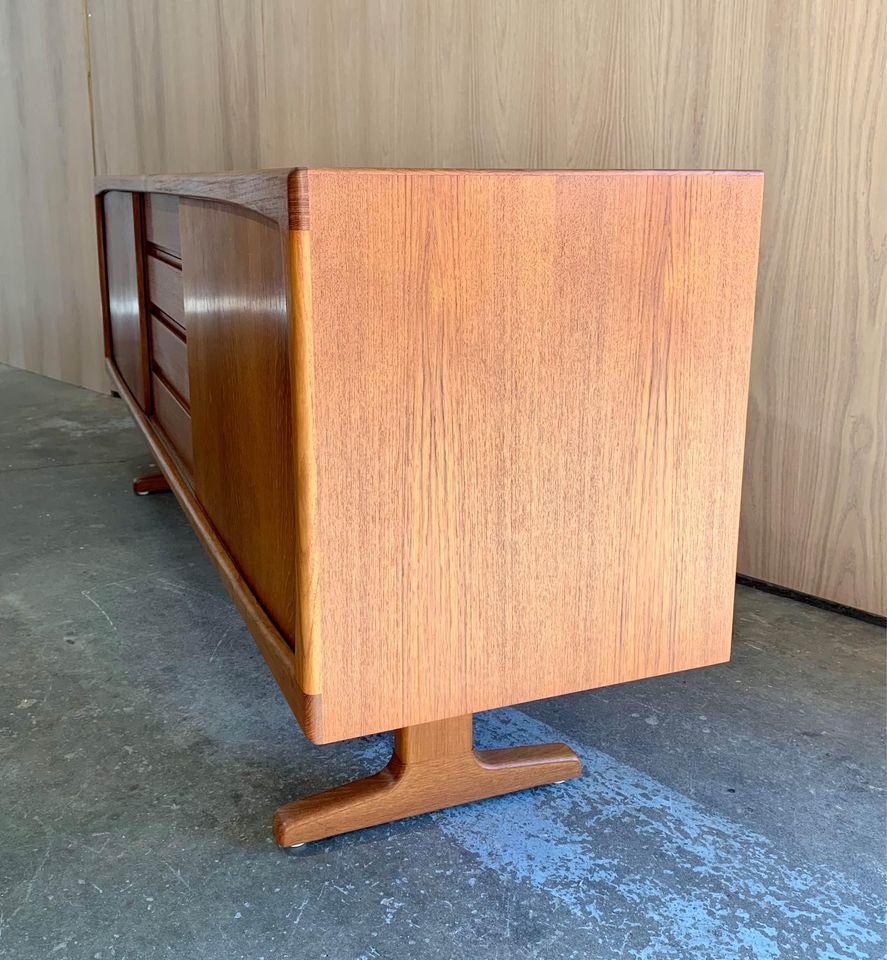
[94,168,763,846]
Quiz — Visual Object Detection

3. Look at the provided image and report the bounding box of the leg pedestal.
[132,471,170,496]
[273,714,581,847]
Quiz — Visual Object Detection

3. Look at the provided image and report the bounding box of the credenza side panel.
[178,198,299,651]
[102,191,148,409]
[303,170,763,742]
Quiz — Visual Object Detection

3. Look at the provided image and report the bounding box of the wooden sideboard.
[95,168,763,845]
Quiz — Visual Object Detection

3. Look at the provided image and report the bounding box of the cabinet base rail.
[273,714,581,847]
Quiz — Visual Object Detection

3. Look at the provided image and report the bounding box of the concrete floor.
[1,362,885,960]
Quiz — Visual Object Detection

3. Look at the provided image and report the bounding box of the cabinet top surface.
[95,167,762,230]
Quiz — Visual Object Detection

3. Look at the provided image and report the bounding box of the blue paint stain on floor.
[358,708,886,960]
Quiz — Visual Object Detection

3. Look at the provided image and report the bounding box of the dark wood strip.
[96,169,298,229]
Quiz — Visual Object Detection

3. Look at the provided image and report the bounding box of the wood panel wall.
[0,2,106,392]
[2,1,884,614]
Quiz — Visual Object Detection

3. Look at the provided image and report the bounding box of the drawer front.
[144,194,181,257]
[150,315,190,405]
[152,373,193,472]
[147,254,185,329]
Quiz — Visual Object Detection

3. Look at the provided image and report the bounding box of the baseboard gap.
[736,574,886,627]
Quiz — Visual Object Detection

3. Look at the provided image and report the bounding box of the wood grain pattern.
[273,714,581,847]
[178,198,299,649]
[84,0,887,614]
[297,169,762,742]
[102,191,148,409]
[0,0,105,392]
[738,1,887,615]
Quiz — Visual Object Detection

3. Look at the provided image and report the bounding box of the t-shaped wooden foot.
[273,714,581,847]
[132,471,171,495]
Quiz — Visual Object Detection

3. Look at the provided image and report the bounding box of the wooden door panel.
[178,198,298,652]
[102,190,147,408]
